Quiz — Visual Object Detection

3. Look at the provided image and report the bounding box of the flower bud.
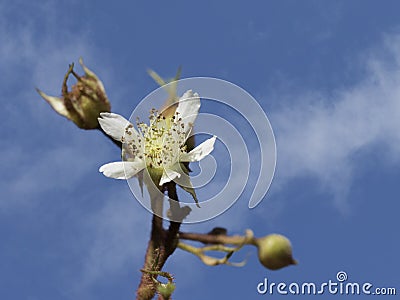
[37,58,111,129]
[157,282,176,299]
[255,234,297,270]
[148,67,182,119]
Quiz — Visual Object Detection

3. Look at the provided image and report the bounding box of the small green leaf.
[179,183,200,208]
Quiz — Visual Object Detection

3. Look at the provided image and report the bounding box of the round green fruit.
[256,234,297,270]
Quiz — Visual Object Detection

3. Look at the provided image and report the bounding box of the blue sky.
[1,0,400,299]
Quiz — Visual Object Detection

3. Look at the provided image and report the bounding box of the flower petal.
[180,136,217,162]
[98,112,138,142]
[99,160,145,179]
[175,90,200,135]
[36,89,70,118]
[159,168,181,186]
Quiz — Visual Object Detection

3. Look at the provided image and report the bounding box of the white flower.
[98,90,216,190]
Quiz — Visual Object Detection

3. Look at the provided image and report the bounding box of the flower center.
[137,109,188,169]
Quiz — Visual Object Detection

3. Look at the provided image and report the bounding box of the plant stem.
[178,230,257,246]
[136,183,182,300]
[136,213,166,300]
[96,127,181,299]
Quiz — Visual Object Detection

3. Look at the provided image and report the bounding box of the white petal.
[36,89,70,118]
[180,136,217,162]
[99,160,145,179]
[159,168,181,186]
[98,112,138,142]
[175,90,200,135]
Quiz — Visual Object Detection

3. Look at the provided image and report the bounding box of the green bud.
[37,58,111,129]
[157,282,176,299]
[255,234,297,270]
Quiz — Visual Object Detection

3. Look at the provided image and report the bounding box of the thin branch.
[136,215,166,299]
[177,241,247,267]
[179,229,256,246]
[165,182,181,256]
[136,183,184,300]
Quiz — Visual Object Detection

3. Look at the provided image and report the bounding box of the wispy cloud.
[0,1,91,89]
[269,32,400,211]
[3,0,400,295]
[0,0,95,209]
[72,189,148,295]
[0,2,144,296]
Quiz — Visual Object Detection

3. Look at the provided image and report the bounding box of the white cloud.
[0,1,90,88]
[269,32,400,210]
[73,189,148,293]
[0,0,97,211]
[3,0,400,294]
[0,2,147,295]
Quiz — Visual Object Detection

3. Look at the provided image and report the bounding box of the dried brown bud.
[37,58,111,129]
[255,234,297,270]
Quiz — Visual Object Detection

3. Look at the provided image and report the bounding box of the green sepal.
[177,163,200,208]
